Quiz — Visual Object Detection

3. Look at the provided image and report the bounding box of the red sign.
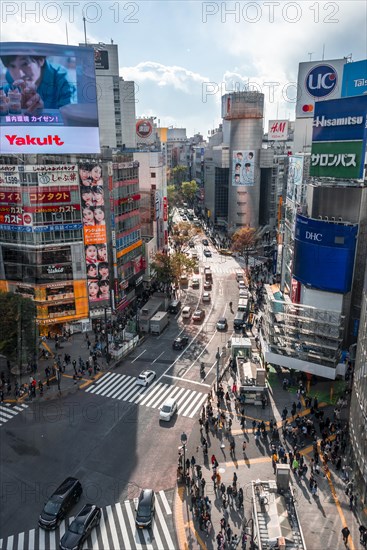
[136,120,153,139]
[116,193,141,206]
[0,191,21,203]
[29,191,71,203]
[163,196,168,221]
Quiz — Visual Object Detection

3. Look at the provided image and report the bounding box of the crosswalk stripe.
[155,495,175,549]
[125,501,143,550]
[134,381,159,404]
[17,532,24,550]
[28,530,34,550]
[189,393,208,418]
[86,372,112,393]
[48,529,56,550]
[0,406,17,415]
[159,491,172,515]
[175,388,193,409]
[139,383,167,407]
[98,508,110,550]
[181,391,205,417]
[94,372,112,385]
[0,411,14,420]
[148,385,174,409]
[6,535,13,550]
[151,516,164,550]
[110,375,133,399]
[115,502,131,550]
[101,374,130,398]
[105,505,120,550]
[89,517,99,549]
[93,373,120,395]
[120,383,146,403]
[38,527,45,550]
[114,378,138,400]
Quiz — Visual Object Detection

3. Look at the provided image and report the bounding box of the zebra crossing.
[85,372,207,418]
[0,490,175,550]
[0,403,28,427]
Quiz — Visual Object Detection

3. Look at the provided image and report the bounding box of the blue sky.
[2,1,367,136]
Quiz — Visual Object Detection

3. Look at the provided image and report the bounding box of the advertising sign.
[136,119,153,139]
[296,59,346,118]
[310,140,365,179]
[341,59,367,98]
[163,196,168,222]
[268,120,289,141]
[286,156,304,201]
[94,49,109,70]
[0,42,100,153]
[232,150,255,186]
[312,95,367,142]
[293,214,357,293]
[79,163,110,306]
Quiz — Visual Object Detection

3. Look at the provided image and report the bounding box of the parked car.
[216,318,228,331]
[218,248,232,256]
[203,281,212,291]
[135,489,155,528]
[202,238,209,246]
[188,241,195,248]
[238,281,247,289]
[136,370,156,387]
[173,336,189,350]
[59,504,101,550]
[239,289,248,298]
[191,277,200,288]
[39,477,82,530]
[203,249,212,257]
[192,309,205,322]
[159,398,178,422]
[202,292,211,303]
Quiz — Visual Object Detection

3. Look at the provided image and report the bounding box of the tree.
[171,165,187,186]
[170,221,200,252]
[181,180,198,206]
[151,251,197,290]
[231,228,257,266]
[0,292,37,365]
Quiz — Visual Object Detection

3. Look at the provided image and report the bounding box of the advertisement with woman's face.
[0,42,100,154]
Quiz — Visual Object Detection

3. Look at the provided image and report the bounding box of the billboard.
[232,150,256,186]
[293,214,357,293]
[296,59,346,118]
[0,42,100,153]
[94,49,109,70]
[79,163,110,306]
[286,156,304,201]
[310,140,365,179]
[268,120,289,141]
[341,59,367,98]
[312,95,367,143]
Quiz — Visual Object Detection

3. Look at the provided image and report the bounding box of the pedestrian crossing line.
[1,492,175,550]
[0,403,28,427]
[84,373,206,418]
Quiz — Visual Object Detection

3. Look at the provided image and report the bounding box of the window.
[151,173,156,178]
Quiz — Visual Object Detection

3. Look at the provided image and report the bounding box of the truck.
[204,266,212,283]
[149,311,169,335]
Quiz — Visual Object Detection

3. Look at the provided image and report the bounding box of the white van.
[182,306,192,319]
[238,298,248,312]
[236,270,244,282]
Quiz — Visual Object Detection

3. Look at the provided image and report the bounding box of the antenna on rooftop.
[308,52,314,61]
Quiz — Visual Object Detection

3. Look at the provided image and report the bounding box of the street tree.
[151,251,197,290]
[231,227,257,265]
[171,165,187,186]
[170,221,200,252]
[181,180,198,206]
[0,292,37,366]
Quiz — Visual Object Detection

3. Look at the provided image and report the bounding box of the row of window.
[114,168,139,181]
[116,230,141,251]
[0,230,83,245]
[3,246,72,265]
[116,201,140,217]
[115,214,140,233]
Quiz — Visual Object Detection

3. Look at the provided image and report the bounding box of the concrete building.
[82,42,137,150]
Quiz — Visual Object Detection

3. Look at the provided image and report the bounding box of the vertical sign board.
[79,163,110,307]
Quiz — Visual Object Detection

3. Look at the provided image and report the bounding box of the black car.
[203,249,212,257]
[135,489,155,528]
[39,477,83,530]
[173,335,189,350]
[202,238,209,246]
[59,504,101,550]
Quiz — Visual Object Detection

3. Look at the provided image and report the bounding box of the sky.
[1,0,367,137]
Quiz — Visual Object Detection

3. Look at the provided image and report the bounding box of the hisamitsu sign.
[312,95,367,142]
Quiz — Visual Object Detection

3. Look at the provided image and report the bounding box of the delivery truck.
[150,311,169,335]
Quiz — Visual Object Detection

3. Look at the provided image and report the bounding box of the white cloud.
[120,61,209,93]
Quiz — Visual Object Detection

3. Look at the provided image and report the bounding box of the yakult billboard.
[0,42,100,153]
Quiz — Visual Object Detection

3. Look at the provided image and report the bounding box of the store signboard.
[268,120,289,141]
[341,59,367,97]
[310,140,365,179]
[312,95,367,142]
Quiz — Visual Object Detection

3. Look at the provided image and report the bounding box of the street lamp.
[181,432,187,478]
[216,347,221,393]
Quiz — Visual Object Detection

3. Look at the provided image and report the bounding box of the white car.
[136,370,156,387]
[238,281,247,289]
[202,292,211,303]
[239,289,248,298]
[159,398,178,421]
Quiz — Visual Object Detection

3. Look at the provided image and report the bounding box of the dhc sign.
[293,214,358,294]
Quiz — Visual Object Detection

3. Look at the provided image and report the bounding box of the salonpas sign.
[310,140,365,179]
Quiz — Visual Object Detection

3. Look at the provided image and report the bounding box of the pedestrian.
[226,524,232,543]
[342,526,350,546]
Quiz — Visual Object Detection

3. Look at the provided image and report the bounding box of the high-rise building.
[82,43,137,150]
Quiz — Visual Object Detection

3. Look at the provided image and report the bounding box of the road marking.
[6,535,13,549]
[162,374,210,388]
[152,351,165,364]
[17,532,24,550]
[155,493,175,550]
[131,349,146,363]
[105,505,119,550]
[125,501,143,550]
[159,490,172,515]
[181,391,205,417]
[114,502,131,550]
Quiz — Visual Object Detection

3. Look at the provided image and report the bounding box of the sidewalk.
[175,372,364,550]
[1,330,139,405]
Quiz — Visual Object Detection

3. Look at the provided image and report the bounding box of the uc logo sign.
[305,64,338,98]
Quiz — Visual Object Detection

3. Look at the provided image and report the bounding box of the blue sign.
[306,64,338,98]
[342,60,367,98]
[312,95,367,142]
[293,215,358,293]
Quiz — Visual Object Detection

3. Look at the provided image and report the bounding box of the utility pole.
[216,347,220,392]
